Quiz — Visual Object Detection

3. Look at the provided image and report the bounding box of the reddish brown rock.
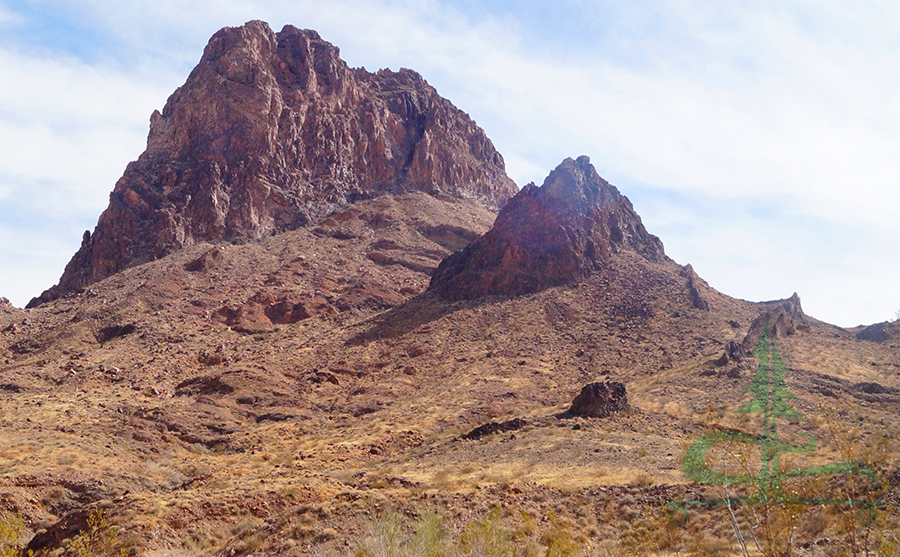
[31,20,516,307]
[429,156,665,300]
[263,294,311,324]
[213,291,311,333]
[215,301,274,334]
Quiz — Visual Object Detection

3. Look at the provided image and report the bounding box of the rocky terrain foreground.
[2,20,900,557]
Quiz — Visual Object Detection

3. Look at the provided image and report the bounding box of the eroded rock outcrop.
[681,264,710,311]
[742,293,809,351]
[31,20,516,307]
[429,156,665,300]
[569,381,628,418]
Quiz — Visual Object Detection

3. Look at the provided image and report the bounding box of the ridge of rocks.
[30,20,516,307]
[741,293,810,351]
[428,156,665,300]
[857,320,900,343]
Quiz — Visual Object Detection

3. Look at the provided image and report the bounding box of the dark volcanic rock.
[857,321,900,343]
[95,323,138,344]
[714,340,745,367]
[429,156,665,300]
[462,418,528,441]
[569,381,628,418]
[31,20,517,307]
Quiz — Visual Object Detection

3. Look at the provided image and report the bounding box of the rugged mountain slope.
[30,20,516,307]
[0,297,21,317]
[856,319,900,343]
[4,156,898,556]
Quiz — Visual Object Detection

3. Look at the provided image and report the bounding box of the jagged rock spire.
[429,156,665,300]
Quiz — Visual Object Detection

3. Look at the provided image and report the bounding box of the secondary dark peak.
[29,20,517,308]
[428,156,666,300]
[857,320,900,344]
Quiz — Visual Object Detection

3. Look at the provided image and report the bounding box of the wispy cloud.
[0,2,24,27]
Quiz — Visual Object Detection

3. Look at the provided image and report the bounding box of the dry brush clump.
[351,507,590,557]
[1,508,128,557]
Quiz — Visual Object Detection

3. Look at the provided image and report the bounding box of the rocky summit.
[3,20,900,557]
[429,155,665,300]
[30,20,516,307]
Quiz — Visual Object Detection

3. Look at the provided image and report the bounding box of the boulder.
[462,418,528,441]
[569,381,628,418]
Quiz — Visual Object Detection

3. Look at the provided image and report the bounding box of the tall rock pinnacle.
[30,20,517,307]
[429,156,665,300]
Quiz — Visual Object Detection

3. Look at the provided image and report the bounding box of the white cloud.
[0,47,179,210]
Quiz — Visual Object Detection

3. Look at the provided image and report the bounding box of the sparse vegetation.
[62,509,127,557]
[352,507,588,557]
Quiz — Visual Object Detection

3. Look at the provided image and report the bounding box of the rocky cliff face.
[429,156,665,300]
[30,20,516,307]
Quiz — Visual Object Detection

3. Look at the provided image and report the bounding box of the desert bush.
[62,509,128,557]
[456,507,515,557]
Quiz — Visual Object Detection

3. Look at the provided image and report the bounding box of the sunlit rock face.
[31,20,516,307]
[429,156,666,300]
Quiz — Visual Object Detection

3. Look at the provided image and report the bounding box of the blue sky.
[1,1,899,327]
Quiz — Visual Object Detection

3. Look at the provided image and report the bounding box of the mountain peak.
[541,155,622,208]
[29,21,517,307]
[429,156,666,300]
